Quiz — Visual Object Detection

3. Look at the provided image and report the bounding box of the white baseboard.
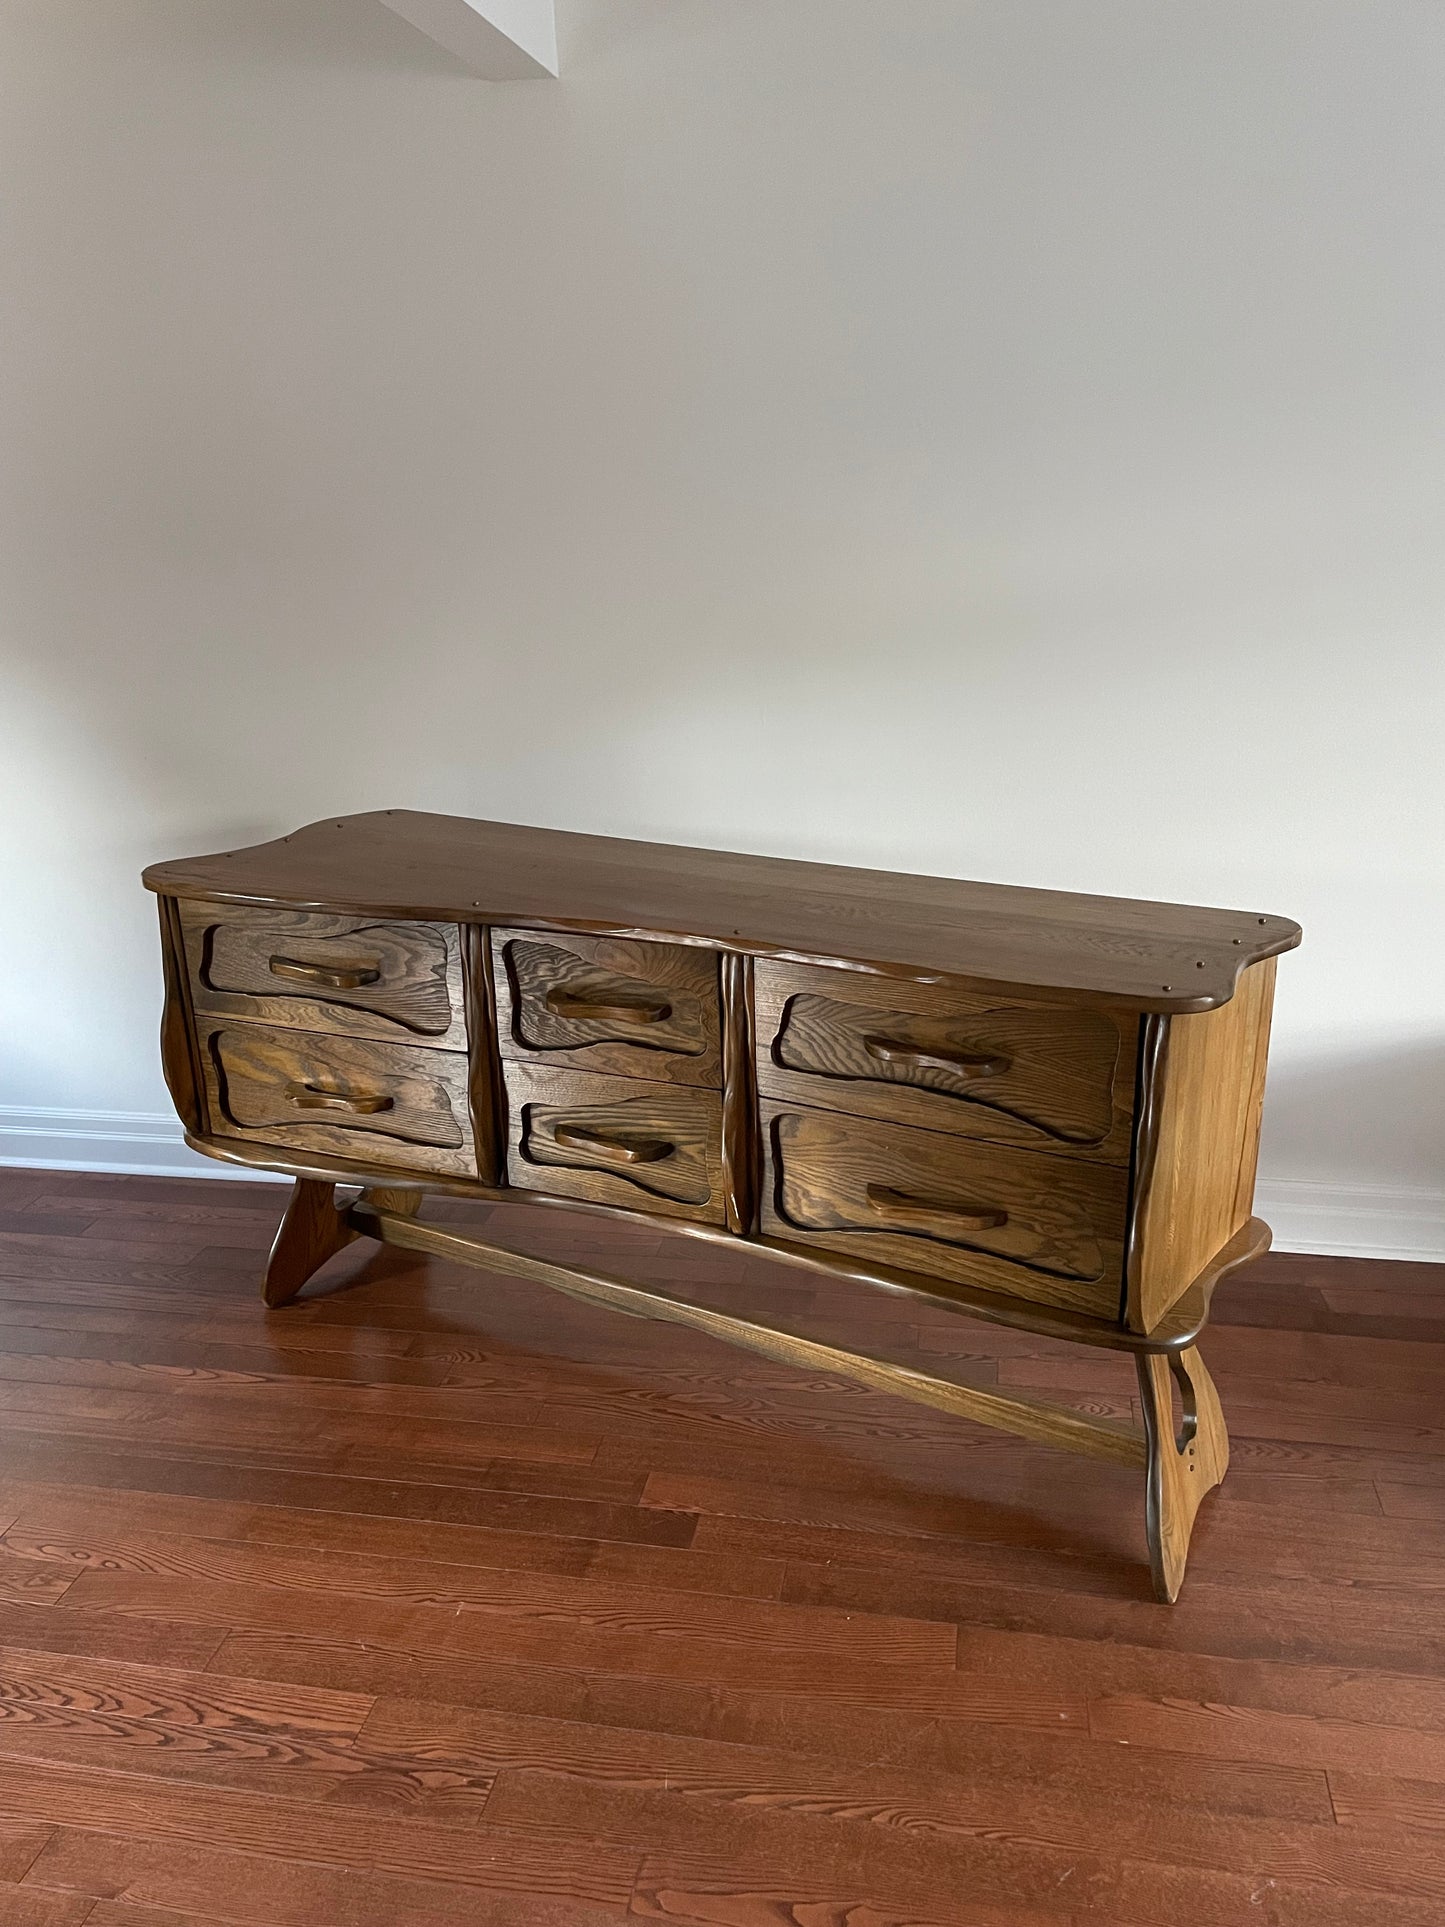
[1,1108,1441,1258]
[1255,1178,1445,1264]
[0,1106,259,1182]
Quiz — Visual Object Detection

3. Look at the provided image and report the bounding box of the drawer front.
[505,1064,725,1223]
[200,1020,476,1177]
[756,962,1135,1162]
[760,1099,1127,1318]
[493,930,721,1087]
[182,901,466,1050]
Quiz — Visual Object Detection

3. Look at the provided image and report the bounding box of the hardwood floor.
[0,1168,1438,1924]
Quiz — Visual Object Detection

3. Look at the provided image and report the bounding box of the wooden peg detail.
[262,1178,359,1308]
[1136,1344,1229,1602]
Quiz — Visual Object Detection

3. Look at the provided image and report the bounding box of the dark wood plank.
[7,1772,640,1905]
[0,1483,753,1591]
[52,1558,955,1680]
[0,1886,95,1926]
[209,1624,1082,1736]
[80,1906,276,1927]
[358,1694,1331,1825]
[32,1828,634,1926]
[487,1767,1445,1923]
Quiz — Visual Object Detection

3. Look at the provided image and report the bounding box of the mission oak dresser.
[145,812,1300,1601]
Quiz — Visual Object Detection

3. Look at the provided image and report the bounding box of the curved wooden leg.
[1136,1345,1229,1603]
[263,1179,358,1308]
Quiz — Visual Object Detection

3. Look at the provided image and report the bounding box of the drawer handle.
[866,1184,1008,1236]
[270,955,382,991]
[552,1124,674,1164]
[546,987,673,1026]
[863,1036,1010,1080]
[285,1080,395,1115]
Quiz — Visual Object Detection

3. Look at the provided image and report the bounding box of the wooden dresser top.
[144,810,1299,1013]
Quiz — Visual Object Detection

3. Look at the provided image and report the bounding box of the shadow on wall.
[68,0,474,78]
[1260,1037,1445,1193]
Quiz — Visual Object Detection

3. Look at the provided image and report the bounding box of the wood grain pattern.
[1127,957,1277,1332]
[719,952,758,1235]
[199,1022,476,1179]
[356,1187,424,1219]
[144,811,1301,1014]
[504,1065,726,1223]
[0,1165,1440,1927]
[1137,1344,1230,1603]
[761,1100,1128,1319]
[757,959,1136,1160]
[156,898,206,1138]
[493,929,721,1087]
[461,926,506,1186]
[180,900,466,1050]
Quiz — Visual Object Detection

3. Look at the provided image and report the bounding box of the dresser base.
[257,1173,1254,1602]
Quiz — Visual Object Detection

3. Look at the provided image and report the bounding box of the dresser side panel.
[1129,957,1276,1332]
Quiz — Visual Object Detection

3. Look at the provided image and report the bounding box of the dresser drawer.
[181,901,466,1050]
[493,930,721,1088]
[199,1020,476,1177]
[505,1064,725,1223]
[756,961,1135,1162]
[759,1099,1127,1318]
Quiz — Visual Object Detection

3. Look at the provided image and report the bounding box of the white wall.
[2,0,1442,1253]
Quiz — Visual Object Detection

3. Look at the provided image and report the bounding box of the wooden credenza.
[144,812,1299,1600]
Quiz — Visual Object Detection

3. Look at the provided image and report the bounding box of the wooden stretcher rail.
[347,1200,1151,1469]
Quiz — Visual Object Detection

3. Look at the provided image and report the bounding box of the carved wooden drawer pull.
[269,955,382,991]
[545,987,673,1025]
[863,1036,1010,1080]
[552,1124,674,1164]
[285,1080,395,1115]
[865,1183,1008,1235]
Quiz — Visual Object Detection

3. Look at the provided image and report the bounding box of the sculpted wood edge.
[720,951,758,1234]
[157,895,208,1138]
[463,924,507,1186]
[1122,1012,1169,1327]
